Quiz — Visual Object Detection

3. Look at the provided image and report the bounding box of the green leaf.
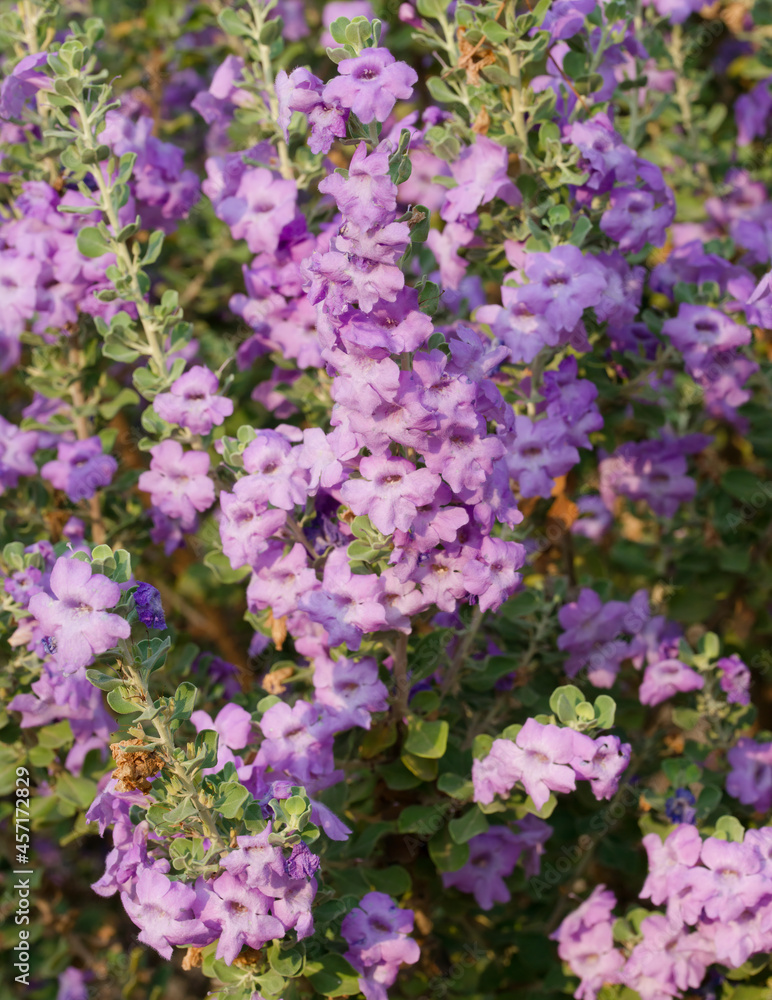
[701,632,720,660]
[713,814,745,842]
[696,785,722,816]
[482,18,509,43]
[377,759,423,790]
[569,215,593,247]
[142,229,165,266]
[204,550,251,583]
[344,17,372,49]
[448,806,489,844]
[76,226,111,258]
[268,942,305,978]
[671,707,700,731]
[549,685,584,717]
[404,719,449,759]
[428,827,469,873]
[306,955,361,997]
[329,15,350,43]
[102,334,140,364]
[472,733,494,760]
[107,686,140,715]
[37,720,73,749]
[85,669,122,691]
[593,694,616,729]
[138,636,171,676]
[365,865,412,895]
[398,804,442,834]
[117,152,136,183]
[482,65,517,86]
[437,773,474,801]
[218,7,251,36]
[417,0,449,16]
[215,781,250,819]
[427,76,462,105]
[192,730,219,770]
[401,751,438,781]
[99,387,139,420]
[171,681,197,721]
[56,772,97,810]
[721,469,765,503]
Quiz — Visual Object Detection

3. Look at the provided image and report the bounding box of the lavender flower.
[323,48,417,124]
[138,440,214,528]
[28,557,130,673]
[133,583,166,630]
[41,437,117,502]
[153,365,234,435]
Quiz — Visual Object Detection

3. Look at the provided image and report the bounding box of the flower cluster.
[473,718,631,810]
[555,826,772,1000]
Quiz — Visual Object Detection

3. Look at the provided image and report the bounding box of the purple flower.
[277,67,349,155]
[541,357,603,450]
[503,415,580,499]
[599,435,708,520]
[216,167,297,254]
[696,837,764,922]
[247,542,319,619]
[218,490,287,570]
[441,136,519,224]
[191,55,246,126]
[542,0,596,40]
[638,658,704,706]
[0,52,49,120]
[557,589,630,679]
[341,892,420,1000]
[28,557,130,673]
[299,548,388,650]
[622,915,712,998]
[121,868,205,959]
[726,738,772,812]
[0,416,38,493]
[736,77,772,146]
[257,701,338,789]
[191,703,254,752]
[462,536,526,613]
[0,248,42,320]
[235,431,309,511]
[285,842,321,879]
[153,365,234,435]
[341,455,440,535]
[56,966,90,1000]
[133,583,166,630]
[320,142,397,231]
[138,440,214,528]
[716,654,751,706]
[640,824,702,906]
[441,826,524,909]
[665,787,696,825]
[313,653,388,731]
[323,48,417,124]
[473,720,580,810]
[565,114,638,193]
[424,419,505,494]
[41,437,117,502]
[571,734,631,801]
[517,245,605,332]
[551,886,623,1000]
[600,186,673,253]
[219,825,287,895]
[662,304,750,361]
[196,871,284,964]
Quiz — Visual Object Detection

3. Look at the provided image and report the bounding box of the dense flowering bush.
[3,0,772,998]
